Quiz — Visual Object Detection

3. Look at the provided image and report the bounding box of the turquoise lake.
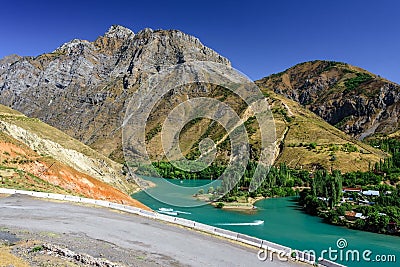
[133,177,400,267]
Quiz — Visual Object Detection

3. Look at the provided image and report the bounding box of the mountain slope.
[261,89,386,172]
[255,60,400,139]
[0,104,147,209]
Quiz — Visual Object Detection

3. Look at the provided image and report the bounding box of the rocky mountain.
[0,26,385,173]
[255,60,400,140]
[0,104,147,209]
[0,25,229,161]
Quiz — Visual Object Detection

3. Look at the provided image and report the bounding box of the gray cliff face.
[0,25,230,159]
[310,82,400,138]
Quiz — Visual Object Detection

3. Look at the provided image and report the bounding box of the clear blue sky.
[1,0,399,83]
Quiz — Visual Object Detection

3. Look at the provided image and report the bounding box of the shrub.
[342,143,358,153]
[216,202,225,208]
[308,142,317,150]
[31,245,43,252]
[329,144,339,152]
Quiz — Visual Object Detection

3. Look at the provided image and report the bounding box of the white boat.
[175,210,191,215]
[157,210,178,216]
[157,207,191,216]
[251,220,264,225]
[216,220,264,226]
[158,207,174,212]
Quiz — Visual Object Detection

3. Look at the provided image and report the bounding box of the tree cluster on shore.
[299,138,400,235]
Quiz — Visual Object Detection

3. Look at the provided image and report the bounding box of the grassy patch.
[145,123,162,142]
[335,116,352,128]
[344,73,373,94]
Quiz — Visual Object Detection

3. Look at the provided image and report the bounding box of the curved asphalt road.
[0,194,303,267]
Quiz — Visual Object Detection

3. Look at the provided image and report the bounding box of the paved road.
[0,194,303,267]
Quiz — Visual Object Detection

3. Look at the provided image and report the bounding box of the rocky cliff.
[256,60,400,139]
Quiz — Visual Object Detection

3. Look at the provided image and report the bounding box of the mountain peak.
[104,25,135,39]
[54,38,92,52]
[137,27,153,35]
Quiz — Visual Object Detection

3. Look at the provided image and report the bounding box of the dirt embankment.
[0,138,149,210]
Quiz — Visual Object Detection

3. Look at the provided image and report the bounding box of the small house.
[362,190,380,197]
[342,187,362,193]
[345,211,365,221]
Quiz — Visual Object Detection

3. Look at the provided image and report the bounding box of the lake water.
[133,177,400,267]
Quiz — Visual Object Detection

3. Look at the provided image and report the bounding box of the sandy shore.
[194,193,266,211]
[213,196,266,210]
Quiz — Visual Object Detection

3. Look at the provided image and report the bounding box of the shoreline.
[131,177,157,193]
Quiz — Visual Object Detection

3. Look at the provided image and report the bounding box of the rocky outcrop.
[41,243,125,267]
[256,60,400,139]
[0,25,230,160]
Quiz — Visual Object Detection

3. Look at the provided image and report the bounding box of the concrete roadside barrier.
[261,239,291,255]
[237,233,263,248]
[47,193,60,199]
[0,188,17,194]
[139,209,157,218]
[156,213,177,223]
[174,217,195,228]
[119,205,135,213]
[79,197,92,205]
[93,200,111,207]
[64,195,81,202]
[193,222,216,234]
[125,206,141,213]
[30,192,49,198]
[109,202,124,210]
[46,193,66,201]
[292,250,315,265]
[214,227,239,241]
[301,251,316,264]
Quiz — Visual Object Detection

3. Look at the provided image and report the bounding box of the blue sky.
[1,0,399,83]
